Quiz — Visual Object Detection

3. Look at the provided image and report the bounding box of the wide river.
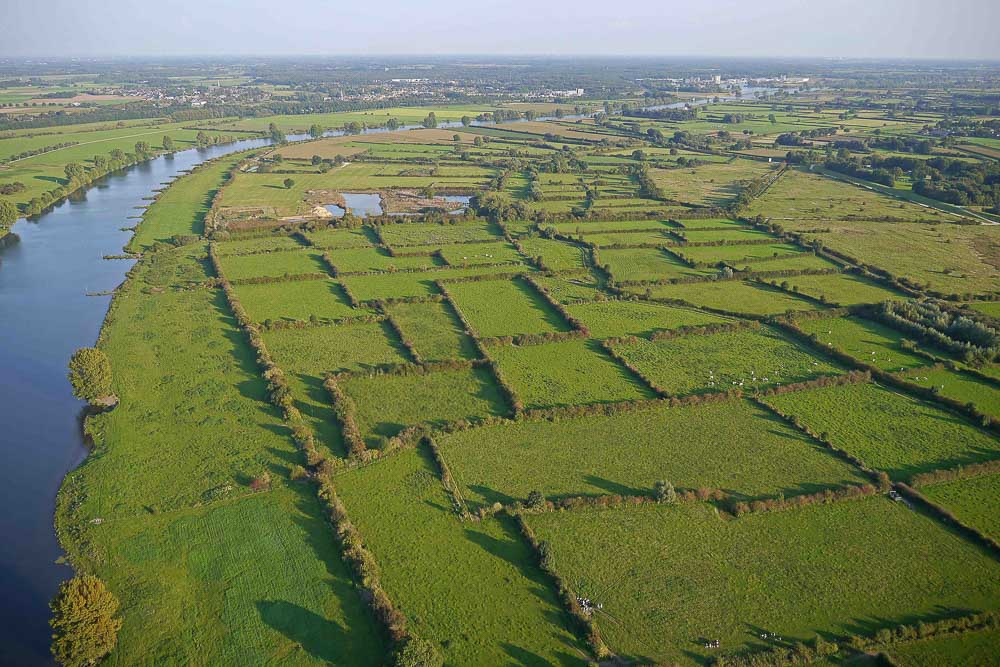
[0,136,278,664]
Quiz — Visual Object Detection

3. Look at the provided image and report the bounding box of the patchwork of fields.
[54,101,1000,666]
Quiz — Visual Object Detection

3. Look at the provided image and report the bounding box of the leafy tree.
[196,131,210,147]
[162,135,174,151]
[309,123,325,138]
[109,148,125,162]
[393,637,443,667]
[269,122,286,144]
[422,112,438,129]
[460,115,472,127]
[283,178,295,190]
[311,155,323,166]
[526,490,545,509]
[68,347,113,404]
[654,480,677,503]
[50,575,122,667]
[64,163,85,182]
[134,141,150,157]
[386,117,400,131]
[0,198,18,227]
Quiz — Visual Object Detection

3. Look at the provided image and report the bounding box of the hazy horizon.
[6,0,999,60]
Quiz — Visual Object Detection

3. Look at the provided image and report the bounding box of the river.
[0,137,275,664]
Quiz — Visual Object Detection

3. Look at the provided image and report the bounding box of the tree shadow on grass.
[256,600,352,664]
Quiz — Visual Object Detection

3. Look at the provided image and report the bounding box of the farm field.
[797,315,938,371]
[438,398,869,508]
[920,472,1000,540]
[333,449,586,665]
[900,366,1000,418]
[233,279,372,323]
[340,366,507,446]
[765,382,1000,480]
[639,280,824,315]
[387,300,478,361]
[610,324,843,395]
[600,247,718,282]
[446,277,570,337]
[528,498,1000,665]
[566,299,730,338]
[217,249,329,280]
[490,339,655,409]
[774,272,908,306]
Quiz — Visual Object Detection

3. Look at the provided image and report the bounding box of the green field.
[387,300,478,361]
[340,264,531,302]
[490,339,655,409]
[439,398,868,508]
[921,472,1000,540]
[640,280,824,315]
[610,325,842,395]
[447,278,570,337]
[777,272,908,306]
[566,299,730,338]
[766,382,1000,480]
[340,366,507,446]
[234,279,373,323]
[378,220,502,247]
[528,498,1000,665]
[798,315,936,371]
[131,154,247,250]
[326,246,443,273]
[900,366,1000,418]
[334,449,586,665]
[600,247,718,282]
[218,249,329,280]
[87,487,385,665]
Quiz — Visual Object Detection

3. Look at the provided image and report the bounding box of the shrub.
[526,490,546,510]
[393,636,444,667]
[67,347,113,404]
[50,575,122,667]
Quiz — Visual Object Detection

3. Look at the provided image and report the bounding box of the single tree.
[311,155,323,166]
[269,122,286,144]
[422,112,438,129]
[460,115,472,127]
[526,490,545,509]
[309,123,324,138]
[68,348,113,404]
[50,575,122,667]
[283,178,295,190]
[654,480,677,503]
[162,135,174,151]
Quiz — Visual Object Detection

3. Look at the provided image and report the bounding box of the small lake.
[342,192,383,217]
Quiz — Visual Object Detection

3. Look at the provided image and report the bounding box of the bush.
[67,347,113,404]
[50,575,122,667]
[393,636,443,667]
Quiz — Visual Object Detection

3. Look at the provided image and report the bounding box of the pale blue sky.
[5,0,999,59]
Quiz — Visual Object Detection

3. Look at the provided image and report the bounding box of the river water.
[0,137,274,664]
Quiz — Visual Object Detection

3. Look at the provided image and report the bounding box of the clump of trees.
[50,575,122,667]
[0,197,19,228]
[67,347,114,405]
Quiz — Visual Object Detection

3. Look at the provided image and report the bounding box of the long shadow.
[256,600,352,663]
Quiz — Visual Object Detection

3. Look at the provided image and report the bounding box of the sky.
[5,0,1000,60]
